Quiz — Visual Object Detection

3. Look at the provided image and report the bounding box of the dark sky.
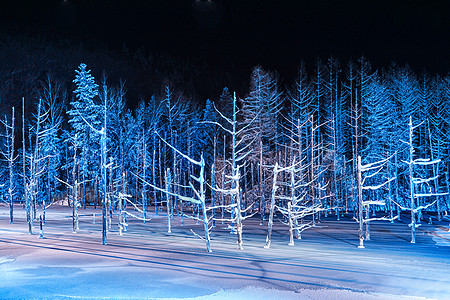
[1,0,449,91]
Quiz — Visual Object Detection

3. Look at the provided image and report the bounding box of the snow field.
[0,205,449,299]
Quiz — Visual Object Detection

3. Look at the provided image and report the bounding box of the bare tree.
[396,117,448,243]
[202,93,256,250]
[1,107,15,223]
[139,133,212,252]
[265,158,326,248]
[356,155,396,248]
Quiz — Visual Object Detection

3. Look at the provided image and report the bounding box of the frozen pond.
[1,205,449,299]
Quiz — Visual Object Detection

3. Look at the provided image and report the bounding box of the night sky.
[1,0,449,98]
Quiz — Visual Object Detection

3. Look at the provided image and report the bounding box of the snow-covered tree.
[356,155,396,248]
[39,75,64,211]
[241,66,282,161]
[397,117,448,243]
[67,63,101,199]
[202,92,256,249]
[264,158,325,248]
[143,132,212,252]
[1,107,15,223]
[67,63,108,245]
[240,66,283,223]
[289,62,313,124]
[161,85,190,218]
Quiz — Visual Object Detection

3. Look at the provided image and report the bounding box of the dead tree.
[202,92,256,250]
[396,117,448,243]
[1,107,16,224]
[356,155,396,248]
[140,133,212,252]
[265,158,325,248]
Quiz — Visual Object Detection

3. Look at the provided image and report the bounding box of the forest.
[1,37,450,252]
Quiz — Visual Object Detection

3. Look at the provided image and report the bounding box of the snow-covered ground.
[1,205,449,299]
[431,226,450,247]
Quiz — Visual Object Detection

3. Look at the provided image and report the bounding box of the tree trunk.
[265,163,278,249]
[357,156,364,248]
[101,130,107,245]
[72,143,79,233]
[165,169,172,233]
[408,117,416,244]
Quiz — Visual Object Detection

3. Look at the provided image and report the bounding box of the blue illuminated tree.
[39,75,64,212]
[68,63,100,135]
[67,63,101,195]
[1,107,15,224]
[241,66,282,163]
[240,66,282,222]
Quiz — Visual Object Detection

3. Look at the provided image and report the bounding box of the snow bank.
[0,257,14,265]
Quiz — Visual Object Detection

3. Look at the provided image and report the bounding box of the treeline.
[0,33,231,115]
[1,56,450,250]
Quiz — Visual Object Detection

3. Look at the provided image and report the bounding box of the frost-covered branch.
[362,177,396,190]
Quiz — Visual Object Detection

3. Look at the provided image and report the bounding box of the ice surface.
[184,286,434,300]
[0,205,449,299]
[431,227,450,247]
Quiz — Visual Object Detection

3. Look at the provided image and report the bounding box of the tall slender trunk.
[101,89,108,245]
[211,161,216,227]
[408,117,416,244]
[72,143,79,233]
[235,167,243,250]
[310,115,315,225]
[153,133,158,214]
[118,173,124,236]
[82,150,86,209]
[259,140,265,225]
[365,202,370,241]
[388,157,393,222]
[288,202,294,246]
[159,138,164,210]
[101,130,107,245]
[108,159,113,229]
[221,135,226,224]
[427,121,441,221]
[7,107,15,224]
[142,133,147,223]
[32,99,43,222]
[199,156,212,252]
[165,168,172,233]
[357,155,364,248]
[265,163,279,249]
[332,117,339,220]
[23,98,32,234]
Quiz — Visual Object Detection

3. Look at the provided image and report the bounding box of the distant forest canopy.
[0,32,448,116]
[0,33,237,113]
